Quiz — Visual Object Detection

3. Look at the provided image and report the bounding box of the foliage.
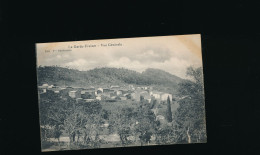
[108,107,137,146]
[37,66,183,88]
[174,66,206,143]
[38,66,207,151]
[39,92,104,149]
[135,103,157,145]
[165,96,173,122]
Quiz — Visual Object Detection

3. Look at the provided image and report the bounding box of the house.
[140,91,151,100]
[110,85,120,90]
[110,91,117,97]
[103,88,110,93]
[111,96,116,99]
[97,88,103,94]
[150,91,162,100]
[59,88,73,98]
[97,88,103,93]
[102,92,111,98]
[128,85,134,90]
[38,86,47,94]
[54,90,59,94]
[81,91,95,99]
[81,90,86,95]
[48,85,54,89]
[120,89,128,95]
[150,91,173,102]
[42,83,48,88]
[69,90,81,98]
[40,89,58,98]
[100,122,109,128]
[131,88,145,101]
[120,96,127,100]
[116,90,122,96]
[130,93,136,100]
[96,96,101,100]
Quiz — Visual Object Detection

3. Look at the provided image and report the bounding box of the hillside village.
[37,66,206,151]
[38,83,174,104]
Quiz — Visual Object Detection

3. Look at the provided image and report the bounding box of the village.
[38,83,174,105]
[38,83,179,150]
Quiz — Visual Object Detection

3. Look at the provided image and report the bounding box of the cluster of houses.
[38,83,173,104]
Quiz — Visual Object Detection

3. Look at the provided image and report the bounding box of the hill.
[37,66,184,89]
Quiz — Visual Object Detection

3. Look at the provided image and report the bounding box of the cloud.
[37,35,203,79]
[111,47,172,64]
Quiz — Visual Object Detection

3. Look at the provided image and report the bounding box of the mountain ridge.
[37,66,184,89]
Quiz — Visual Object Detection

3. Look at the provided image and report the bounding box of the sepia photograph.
[36,34,207,152]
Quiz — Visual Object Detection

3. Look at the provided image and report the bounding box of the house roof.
[110,85,120,88]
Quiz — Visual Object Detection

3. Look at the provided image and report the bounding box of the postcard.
[36,34,207,152]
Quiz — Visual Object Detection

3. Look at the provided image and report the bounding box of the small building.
[59,88,73,98]
[110,91,117,97]
[120,96,127,100]
[96,96,101,100]
[116,90,122,96]
[81,91,95,99]
[102,92,111,98]
[69,90,81,98]
[54,90,59,94]
[111,96,116,99]
[150,91,161,100]
[140,91,151,100]
[120,89,128,95]
[128,85,134,90]
[38,86,47,94]
[42,83,48,88]
[103,88,110,93]
[48,85,54,89]
[110,85,120,90]
[100,123,109,128]
[97,88,103,93]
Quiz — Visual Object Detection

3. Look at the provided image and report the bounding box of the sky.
[36,34,203,79]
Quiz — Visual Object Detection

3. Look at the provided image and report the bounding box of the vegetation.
[166,96,173,122]
[174,66,207,143]
[38,66,207,151]
[37,66,183,89]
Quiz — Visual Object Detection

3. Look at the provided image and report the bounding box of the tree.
[165,96,173,122]
[135,103,156,146]
[39,91,104,150]
[108,107,137,146]
[174,66,206,143]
